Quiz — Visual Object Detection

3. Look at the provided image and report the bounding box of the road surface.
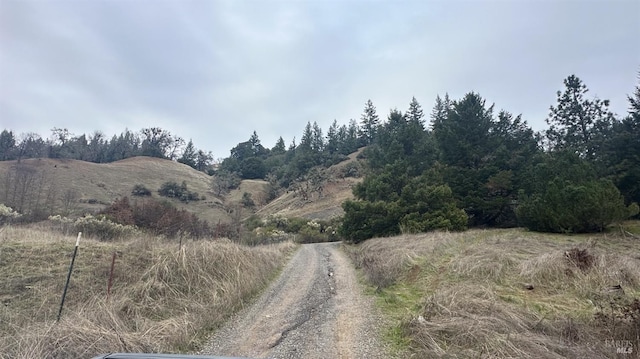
[199,242,390,359]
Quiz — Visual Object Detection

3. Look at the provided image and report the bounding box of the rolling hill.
[0,150,364,224]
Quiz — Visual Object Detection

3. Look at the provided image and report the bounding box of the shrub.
[100,198,213,239]
[241,192,255,208]
[158,181,200,203]
[341,162,361,178]
[131,184,152,196]
[48,214,139,241]
[517,178,636,233]
[0,203,21,225]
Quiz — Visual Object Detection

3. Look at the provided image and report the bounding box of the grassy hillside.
[0,157,230,222]
[345,227,640,358]
[0,224,296,358]
[258,148,364,220]
[0,150,364,225]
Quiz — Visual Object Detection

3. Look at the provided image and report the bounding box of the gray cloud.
[1,0,638,158]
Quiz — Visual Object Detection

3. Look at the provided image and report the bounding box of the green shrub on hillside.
[158,181,200,202]
[131,184,152,196]
[517,178,638,233]
[341,182,467,243]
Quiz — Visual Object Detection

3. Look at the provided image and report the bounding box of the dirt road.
[200,242,390,359]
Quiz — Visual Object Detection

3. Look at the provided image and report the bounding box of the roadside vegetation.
[344,227,640,358]
[0,224,296,358]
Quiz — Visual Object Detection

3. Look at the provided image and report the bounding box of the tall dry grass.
[345,229,640,358]
[0,224,296,358]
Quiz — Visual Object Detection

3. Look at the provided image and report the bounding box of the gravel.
[199,242,390,359]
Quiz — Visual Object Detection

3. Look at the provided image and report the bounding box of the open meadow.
[345,226,640,358]
[0,224,296,358]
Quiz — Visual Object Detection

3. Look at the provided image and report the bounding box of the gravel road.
[199,242,390,359]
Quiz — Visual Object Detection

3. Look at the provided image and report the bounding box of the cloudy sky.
[1,0,638,159]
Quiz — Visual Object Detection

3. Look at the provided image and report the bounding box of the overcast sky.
[1,0,639,159]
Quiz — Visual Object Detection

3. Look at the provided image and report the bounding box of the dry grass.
[0,224,297,358]
[0,152,361,224]
[0,157,229,221]
[345,228,640,358]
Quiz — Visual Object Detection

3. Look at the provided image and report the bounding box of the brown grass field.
[0,153,363,224]
[0,224,296,358]
[345,226,640,358]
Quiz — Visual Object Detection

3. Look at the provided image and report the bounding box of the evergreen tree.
[603,74,640,206]
[406,96,425,129]
[311,121,324,152]
[326,120,340,154]
[249,131,267,156]
[433,92,495,169]
[178,139,198,168]
[545,75,615,160]
[0,130,16,161]
[272,137,286,155]
[430,94,451,130]
[299,122,313,151]
[359,99,379,145]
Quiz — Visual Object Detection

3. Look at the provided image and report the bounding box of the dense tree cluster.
[340,74,640,242]
[216,115,363,190]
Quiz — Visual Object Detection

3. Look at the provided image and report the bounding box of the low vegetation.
[345,227,640,358]
[244,214,341,245]
[100,197,214,239]
[0,225,296,358]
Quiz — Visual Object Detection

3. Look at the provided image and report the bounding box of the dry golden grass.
[0,157,229,221]
[345,228,640,358]
[0,224,297,358]
[0,151,363,224]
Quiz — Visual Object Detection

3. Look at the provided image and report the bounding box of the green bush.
[158,181,200,203]
[341,182,468,243]
[517,178,637,233]
[241,192,255,208]
[131,184,152,196]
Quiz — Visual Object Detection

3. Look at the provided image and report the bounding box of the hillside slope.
[0,157,230,222]
[0,150,365,224]
[257,149,364,220]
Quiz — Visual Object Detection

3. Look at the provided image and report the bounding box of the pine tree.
[545,75,614,160]
[326,120,339,154]
[178,139,198,168]
[433,92,494,168]
[430,94,451,130]
[311,121,324,152]
[406,96,425,129]
[272,137,286,155]
[359,99,379,145]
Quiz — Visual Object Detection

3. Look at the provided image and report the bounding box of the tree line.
[2,73,638,240]
[0,127,214,171]
[340,74,640,242]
